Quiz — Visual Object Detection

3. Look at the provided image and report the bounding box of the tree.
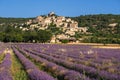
[23,31,37,42]
[48,23,61,35]
[37,30,52,43]
[0,32,5,41]
[60,39,69,43]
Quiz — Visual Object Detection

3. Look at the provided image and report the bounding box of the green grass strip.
[0,51,5,63]
[11,52,29,80]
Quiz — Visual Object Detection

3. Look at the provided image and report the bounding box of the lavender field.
[0,43,120,80]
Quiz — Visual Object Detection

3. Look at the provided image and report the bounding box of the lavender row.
[29,44,120,71]
[28,47,119,75]
[41,47,119,64]
[12,47,55,80]
[17,43,120,63]
[18,44,120,74]
[15,44,120,78]
[32,48,101,65]
[37,44,120,61]
[0,53,13,80]
[20,45,102,70]
[20,44,117,65]
[24,48,120,80]
[18,47,91,80]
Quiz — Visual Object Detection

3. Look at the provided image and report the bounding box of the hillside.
[71,14,120,44]
[0,13,120,44]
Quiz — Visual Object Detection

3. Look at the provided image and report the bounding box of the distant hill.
[0,13,120,44]
[71,14,120,27]
[0,17,33,24]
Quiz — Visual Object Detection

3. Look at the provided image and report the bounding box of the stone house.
[69,22,78,28]
[108,23,118,27]
[78,27,88,32]
[65,30,75,36]
[36,16,44,22]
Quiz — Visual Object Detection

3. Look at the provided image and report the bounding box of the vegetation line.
[10,51,28,80]
[0,52,5,64]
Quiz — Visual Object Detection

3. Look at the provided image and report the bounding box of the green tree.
[37,30,52,43]
[60,39,69,43]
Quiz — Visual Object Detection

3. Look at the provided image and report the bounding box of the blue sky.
[0,0,120,17]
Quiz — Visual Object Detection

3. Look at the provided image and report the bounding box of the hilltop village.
[21,12,88,43]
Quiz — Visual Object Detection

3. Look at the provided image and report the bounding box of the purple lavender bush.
[0,53,13,80]
[13,47,55,80]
